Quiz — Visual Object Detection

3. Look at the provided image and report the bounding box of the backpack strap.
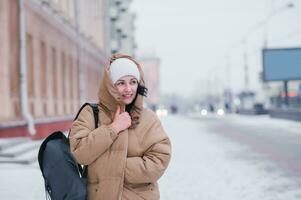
[72,103,100,178]
[90,103,99,129]
[71,102,99,132]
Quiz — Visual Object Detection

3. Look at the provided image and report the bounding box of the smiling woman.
[114,76,138,105]
[69,54,172,200]
[110,57,140,106]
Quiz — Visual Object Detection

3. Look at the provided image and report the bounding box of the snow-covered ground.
[222,114,301,135]
[159,114,301,200]
[190,112,301,135]
[1,114,301,200]
[0,163,45,199]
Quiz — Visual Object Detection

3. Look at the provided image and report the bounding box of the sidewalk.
[0,163,45,200]
[0,137,41,164]
[0,138,44,200]
[1,115,301,199]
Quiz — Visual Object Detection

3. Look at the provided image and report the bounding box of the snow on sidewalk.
[225,114,301,135]
[0,164,45,200]
[1,115,301,200]
[159,115,301,200]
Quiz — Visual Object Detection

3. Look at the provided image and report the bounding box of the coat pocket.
[98,177,122,200]
[87,180,98,200]
[128,183,160,200]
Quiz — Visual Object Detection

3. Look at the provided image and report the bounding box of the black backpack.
[38,103,99,200]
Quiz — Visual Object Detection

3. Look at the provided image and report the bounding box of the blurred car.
[217,108,225,116]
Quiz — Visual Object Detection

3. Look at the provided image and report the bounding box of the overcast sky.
[131,0,301,99]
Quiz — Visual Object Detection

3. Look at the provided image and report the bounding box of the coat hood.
[97,54,146,128]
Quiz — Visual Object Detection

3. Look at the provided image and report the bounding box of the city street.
[159,114,301,200]
[1,0,301,199]
[1,114,301,199]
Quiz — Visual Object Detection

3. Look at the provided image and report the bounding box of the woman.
[69,54,171,200]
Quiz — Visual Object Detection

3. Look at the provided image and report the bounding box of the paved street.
[200,114,301,177]
[1,114,301,199]
[159,114,301,200]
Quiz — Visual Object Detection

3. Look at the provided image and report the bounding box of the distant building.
[139,55,161,110]
[267,80,301,108]
[0,0,108,138]
[108,0,136,56]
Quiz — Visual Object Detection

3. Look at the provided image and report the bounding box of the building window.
[40,41,47,115]
[26,34,34,97]
[75,59,80,105]
[61,51,66,114]
[69,55,73,113]
[51,47,58,114]
[40,41,47,98]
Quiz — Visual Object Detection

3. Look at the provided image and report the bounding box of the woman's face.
[115,75,138,105]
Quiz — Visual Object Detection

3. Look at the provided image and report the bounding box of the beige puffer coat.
[69,54,171,200]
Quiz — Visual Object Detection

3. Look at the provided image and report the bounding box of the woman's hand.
[109,105,131,134]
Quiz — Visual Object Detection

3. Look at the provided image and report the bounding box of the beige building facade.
[0,0,108,138]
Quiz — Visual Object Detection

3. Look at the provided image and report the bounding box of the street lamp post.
[243,40,249,91]
[262,2,294,108]
[263,2,294,48]
[242,2,294,107]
